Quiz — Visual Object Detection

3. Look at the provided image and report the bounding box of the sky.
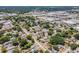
[0,0,78,6]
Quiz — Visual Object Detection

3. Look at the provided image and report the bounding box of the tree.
[50,34,64,45]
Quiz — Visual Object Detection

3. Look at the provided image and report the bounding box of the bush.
[0,35,10,44]
[20,39,28,47]
[1,46,7,53]
[13,47,20,53]
[16,26,22,31]
[56,32,71,38]
[26,34,32,40]
[27,16,35,20]
[48,28,53,35]
[13,25,22,32]
[50,34,64,45]
[0,31,4,37]
[70,44,78,50]
[53,45,59,51]
[67,27,78,35]
[0,24,3,29]
[60,32,70,38]
[43,22,50,29]
[20,39,32,49]
[12,38,19,46]
[6,33,12,37]
[13,32,19,37]
[23,42,32,49]
[74,33,79,40]
[48,30,53,35]
[56,29,62,32]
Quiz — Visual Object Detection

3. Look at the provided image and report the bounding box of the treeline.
[0,6,78,13]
